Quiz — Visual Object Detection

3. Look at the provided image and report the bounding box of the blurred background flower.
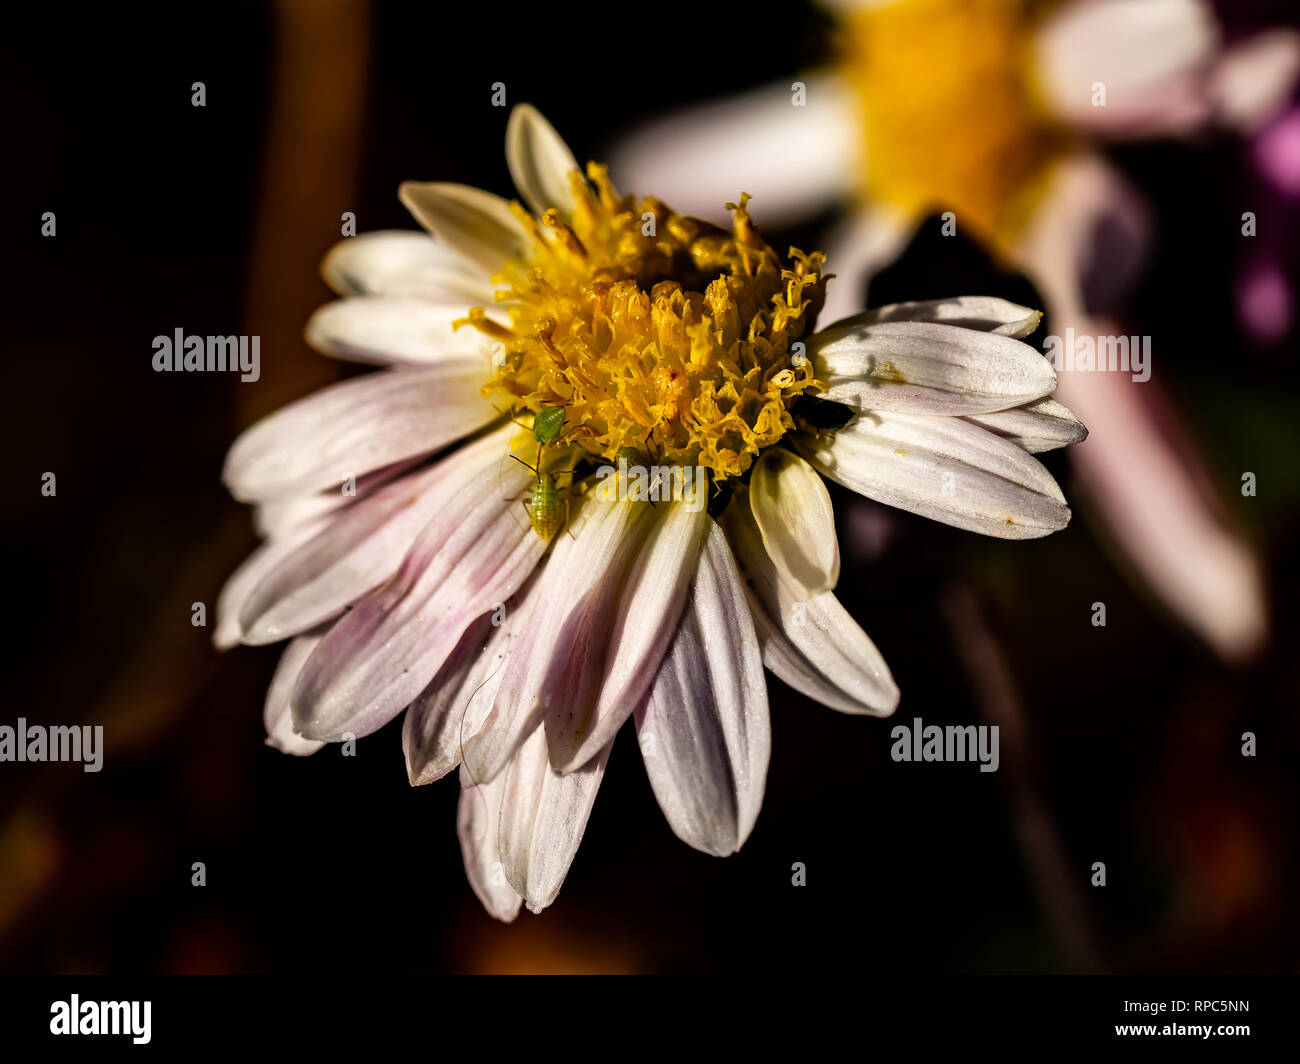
[612,0,1300,662]
[3,0,1299,974]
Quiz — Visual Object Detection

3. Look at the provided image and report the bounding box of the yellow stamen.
[472,167,827,481]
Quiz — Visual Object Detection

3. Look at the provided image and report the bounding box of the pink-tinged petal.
[305,297,506,367]
[723,497,899,716]
[496,726,610,915]
[457,769,523,923]
[794,412,1071,539]
[1053,329,1269,662]
[811,320,1057,417]
[290,427,546,740]
[964,397,1089,454]
[1034,0,1218,138]
[320,230,496,304]
[606,74,858,227]
[397,182,532,276]
[404,584,530,786]
[263,633,327,756]
[1236,258,1293,345]
[1209,30,1300,133]
[1254,106,1300,199]
[544,499,709,773]
[1015,158,1268,662]
[635,521,770,856]
[1013,153,1151,317]
[238,460,455,646]
[506,104,581,220]
[817,207,916,327]
[222,364,499,502]
[461,497,646,783]
[252,457,425,540]
[214,518,328,650]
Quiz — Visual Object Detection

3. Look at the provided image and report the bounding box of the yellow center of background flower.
[842,0,1069,252]
[475,166,826,481]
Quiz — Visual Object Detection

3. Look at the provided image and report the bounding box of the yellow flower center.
[842,0,1069,251]
[467,165,827,482]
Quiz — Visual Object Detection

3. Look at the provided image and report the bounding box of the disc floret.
[472,166,828,481]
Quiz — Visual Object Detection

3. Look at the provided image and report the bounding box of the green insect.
[511,405,573,541]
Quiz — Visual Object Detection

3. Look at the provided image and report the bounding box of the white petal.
[290,426,546,741]
[811,320,1057,416]
[1014,160,1266,662]
[497,727,610,915]
[398,182,532,276]
[404,585,528,786]
[795,411,1071,539]
[1053,326,1268,662]
[1209,30,1300,133]
[817,207,916,327]
[964,397,1089,453]
[724,499,899,716]
[544,499,709,773]
[252,458,423,540]
[748,449,840,595]
[1012,152,1151,318]
[606,74,858,226]
[457,770,523,922]
[263,633,327,756]
[222,364,499,502]
[505,103,581,220]
[1034,0,1218,137]
[635,521,770,856]
[825,295,1043,339]
[320,230,495,304]
[305,297,505,367]
[214,518,328,650]
[460,497,643,783]
[237,460,454,645]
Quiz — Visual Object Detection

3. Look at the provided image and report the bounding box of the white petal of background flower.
[606,75,859,227]
[818,207,913,326]
[1034,0,1218,137]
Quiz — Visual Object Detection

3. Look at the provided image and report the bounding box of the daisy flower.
[611,0,1300,661]
[217,105,1085,918]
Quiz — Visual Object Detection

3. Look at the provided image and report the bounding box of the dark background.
[2,1,1298,973]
